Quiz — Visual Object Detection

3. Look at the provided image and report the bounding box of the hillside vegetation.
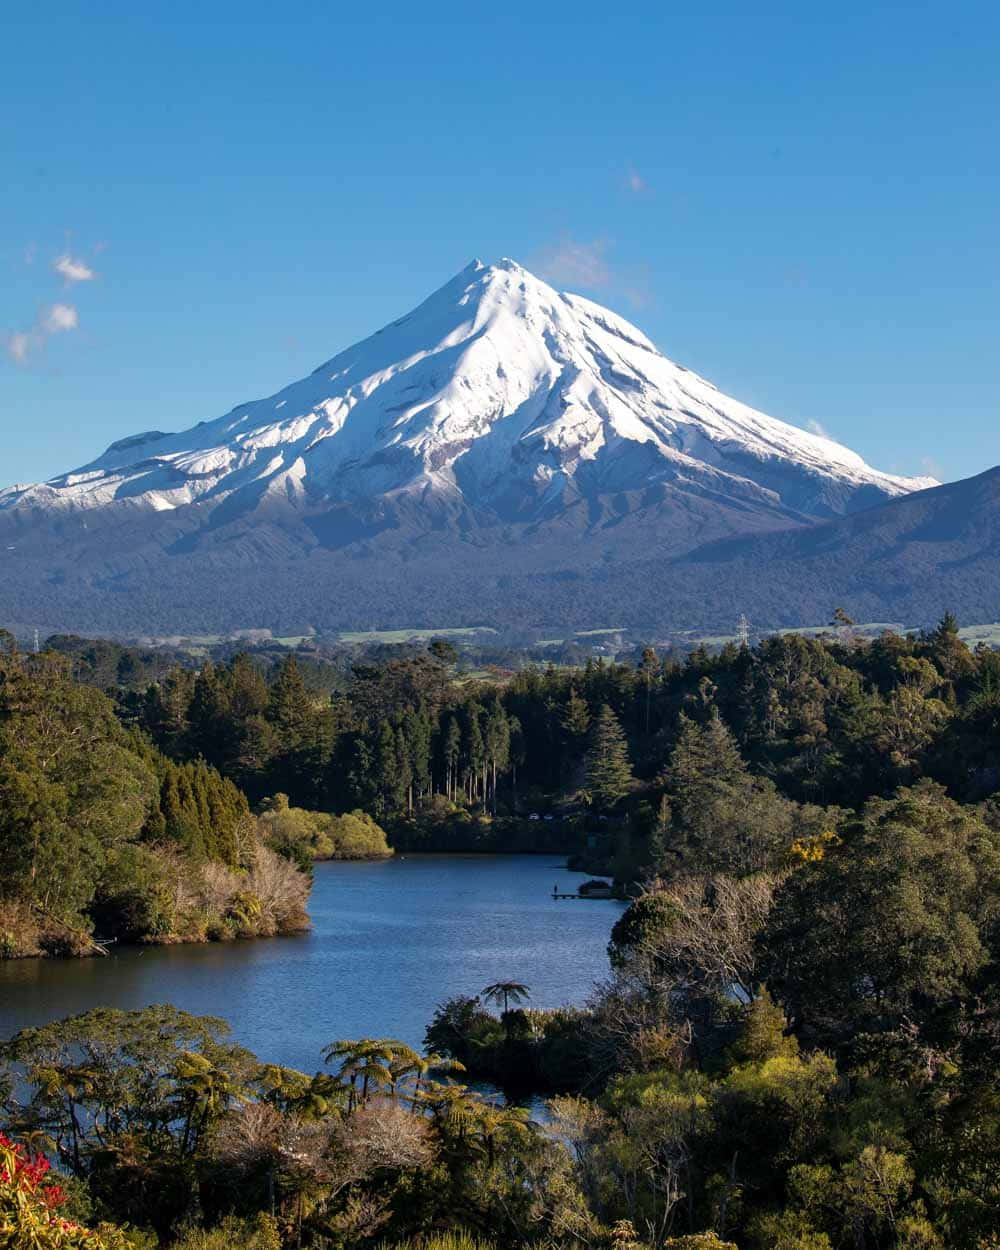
[0,633,309,956]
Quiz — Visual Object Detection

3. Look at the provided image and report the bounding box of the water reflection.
[0,855,623,1077]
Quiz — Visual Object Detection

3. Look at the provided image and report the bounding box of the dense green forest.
[115,612,1000,850]
[6,613,1000,946]
[2,616,1000,1247]
[0,632,310,956]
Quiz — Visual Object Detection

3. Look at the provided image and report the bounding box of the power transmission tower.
[33,628,39,654]
[737,614,750,649]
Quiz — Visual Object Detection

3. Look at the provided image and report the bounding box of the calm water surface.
[0,856,623,1073]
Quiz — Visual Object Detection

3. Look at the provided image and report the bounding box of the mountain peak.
[1,260,935,534]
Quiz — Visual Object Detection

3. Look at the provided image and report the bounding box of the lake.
[0,855,624,1074]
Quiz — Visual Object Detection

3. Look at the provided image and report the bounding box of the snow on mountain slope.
[0,259,935,528]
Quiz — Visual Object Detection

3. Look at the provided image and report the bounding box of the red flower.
[43,1182,66,1208]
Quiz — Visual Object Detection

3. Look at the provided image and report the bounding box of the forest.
[0,632,313,957]
[1,615,999,1247]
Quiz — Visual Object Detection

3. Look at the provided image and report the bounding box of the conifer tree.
[647,794,672,875]
[267,654,330,803]
[158,767,185,843]
[639,645,659,735]
[667,711,747,794]
[584,704,633,809]
[404,704,433,805]
[484,702,510,813]
[443,716,461,801]
[463,704,485,805]
[268,655,313,746]
[562,688,590,739]
[374,720,396,817]
[666,710,795,874]
[395,725,413,812]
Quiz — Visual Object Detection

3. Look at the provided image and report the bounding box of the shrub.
[0,900,42,958]
[328,810,391,859]
[91,845,175,942]
[246,844,310,934]
[0,1132,134,1248]
[257,798,391,862]
[170,1213,280,1250]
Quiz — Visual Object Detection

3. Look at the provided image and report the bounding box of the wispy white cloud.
[530,236,653,309]
[43,302,79,333]
[5,302,80,365]
[6,238,97,365]
[625,168,646,194]
[6,332,33,363]
[535,237,611,289]
[53,253,96,283]
[806,418,831,439]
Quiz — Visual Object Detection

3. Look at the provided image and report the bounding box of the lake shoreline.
[0,912,314,962]
[0,855,623,1070]
[1,850,588,963]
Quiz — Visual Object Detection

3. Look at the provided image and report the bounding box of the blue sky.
[2,1,997,488]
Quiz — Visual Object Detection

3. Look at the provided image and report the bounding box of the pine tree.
[562,688,590,739]
[484,701,510,814]
[639,646,659,735]
[667,711,747,793]
[404,704,433,805]
[268,655,313,745]
[185,662,225,763]
[665,710,794,874]
[508,714,525,798]
[443,716,461,801]
[159,767,185,841]
[395,726,413,812]
[374,720,396,817]
[463,704,485,805]
[584,704,633,809]
[647,794,671,875]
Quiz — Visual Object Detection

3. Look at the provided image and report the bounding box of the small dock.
[551,888,615,900]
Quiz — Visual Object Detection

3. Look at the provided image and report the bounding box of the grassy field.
[958,623,1000,646]
[142,618,1000,658]
[682,622,908,648]
[336,626,497,644]
[777,621,906,638]
[687,621,1000,649]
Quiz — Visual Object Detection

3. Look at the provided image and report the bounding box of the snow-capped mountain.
[0,259,933,532]
[1,258,953,637]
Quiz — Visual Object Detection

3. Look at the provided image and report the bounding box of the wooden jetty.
[551,887,615,900]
